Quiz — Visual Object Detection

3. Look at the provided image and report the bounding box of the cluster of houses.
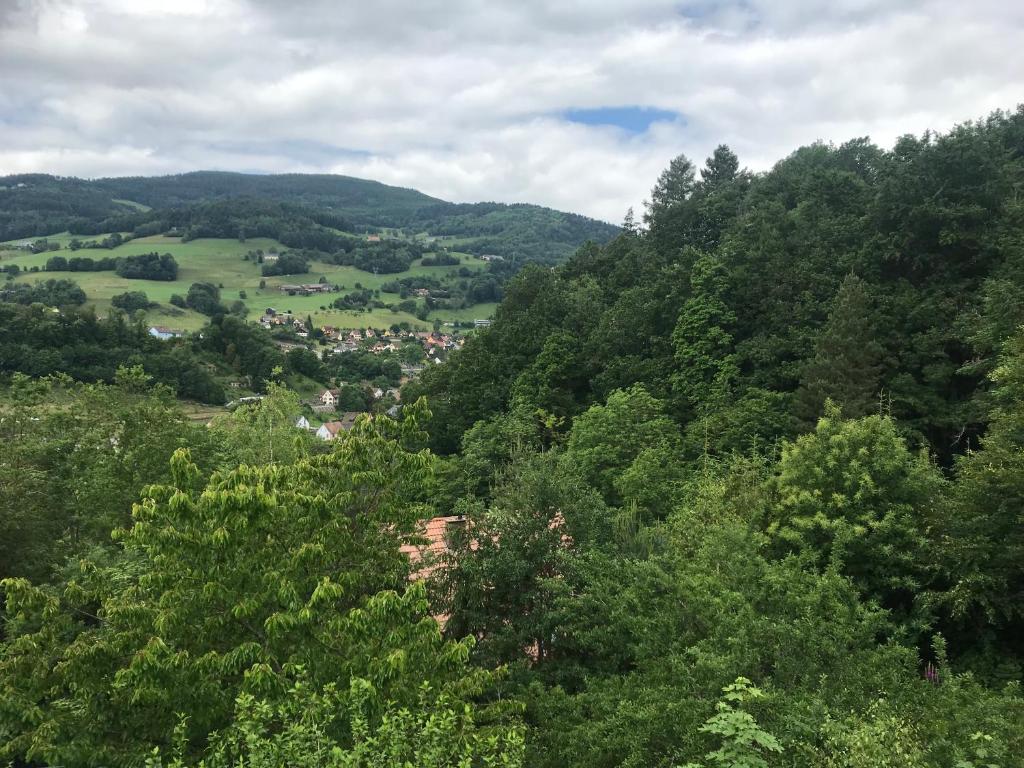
[259,309,308,334]
[294,411,363,440]
[296,385,402,441]
[278,283,333,296]
[310,385,400,414]
[316,326,465,359]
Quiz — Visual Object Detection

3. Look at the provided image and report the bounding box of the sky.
[1,0,1022,222]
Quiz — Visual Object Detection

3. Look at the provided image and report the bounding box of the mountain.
[0,171,620,264]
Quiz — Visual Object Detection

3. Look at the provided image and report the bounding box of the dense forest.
[0,171,620,265]
[2,110,1024,767]
[0,302,333,402]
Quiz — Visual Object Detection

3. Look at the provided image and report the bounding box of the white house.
[295,415,311,430]
[316,421,344,440]
[148,326,184,340]
[319,388,342,407]
[316,412,362,440]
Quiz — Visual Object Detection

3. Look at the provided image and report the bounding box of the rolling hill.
[0,171,620,263]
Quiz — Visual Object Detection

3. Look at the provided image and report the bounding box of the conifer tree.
[797,273,884,421]
[671,250,738,421]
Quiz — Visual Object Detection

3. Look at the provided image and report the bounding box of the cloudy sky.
[1,0,1022,222]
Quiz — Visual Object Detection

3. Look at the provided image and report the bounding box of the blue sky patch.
[564,106,681,133]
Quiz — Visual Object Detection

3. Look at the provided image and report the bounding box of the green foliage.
[0,369,219,583]
[768,406,943,619]
[0,277,87,305]
[185,281,226,316]
[681,678,783,768]
[0,303,225,400]
[152,678,525,768]
[936,328,1024,644]
[210,382,310,466]
[565,385,682,504]
[671,249,737,421]
[116,251,179,280]
[5,111,1024,768]
[0,406,505,767]
[796,273,884,422]
[260,250,309,276]
[112,289,153,312]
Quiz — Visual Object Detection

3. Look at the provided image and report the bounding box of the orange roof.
[320,420,345,436]
[400,515,465,578]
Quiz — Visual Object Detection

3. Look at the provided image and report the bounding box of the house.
[319,388,342,407]
[480,254,504,262]
[366,234,381,242]
[148,326,184,340]
[473,318,492,328]
[371,387,384,400]
[295,415,311,430]
[316,421,345,441]
[315,411,363,440]
[399,515,466,580]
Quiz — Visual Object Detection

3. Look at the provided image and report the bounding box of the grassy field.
[0,234,498,332]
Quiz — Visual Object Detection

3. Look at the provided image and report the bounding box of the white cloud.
[0,0,1022,222]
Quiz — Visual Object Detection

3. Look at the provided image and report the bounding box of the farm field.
[0,234,497,331]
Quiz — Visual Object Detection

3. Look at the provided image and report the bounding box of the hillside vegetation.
[0,171,619,264]
[3,109,1024,768]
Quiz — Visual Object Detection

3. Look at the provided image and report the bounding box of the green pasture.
[0,234,497,332]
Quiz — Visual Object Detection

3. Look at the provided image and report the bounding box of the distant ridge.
[0,171,621,264]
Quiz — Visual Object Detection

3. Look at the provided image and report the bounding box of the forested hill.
[0,171,620,264]
[4,109,1024,768]
[407,107,1024,461]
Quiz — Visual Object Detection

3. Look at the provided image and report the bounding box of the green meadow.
[0,234,496,331]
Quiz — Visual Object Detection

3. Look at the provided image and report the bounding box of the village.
[249,306,469,440]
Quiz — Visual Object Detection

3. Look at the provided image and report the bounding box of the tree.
[565,385,682,504]
[111,290,152,313]
[768,406,944,621]
[440,451,608,669]
[185,282,226,316]
[796,273,884,422]
[209,382,309,466]
[671,250,738,422]
[167,677,525,767]
[938,328,1024,645]
[115,252,178,280]
[44,254,68,271]
[699,145,740,192]
[644,153,696,223]
[0,369,218,584]
[681,678,783,768]
[0,407,514,767]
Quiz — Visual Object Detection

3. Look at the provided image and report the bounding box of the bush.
[186,282,226,316]
[111,291,152,313]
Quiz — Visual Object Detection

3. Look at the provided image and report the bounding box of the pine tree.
[644,153,696,223]
[797,273,884,421]
[699,144,740,191]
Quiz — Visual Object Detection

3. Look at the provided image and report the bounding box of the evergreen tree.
[671,250,737,422]
[644,153,696,223]
[797,273,884,422]
[699,144,740,191]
